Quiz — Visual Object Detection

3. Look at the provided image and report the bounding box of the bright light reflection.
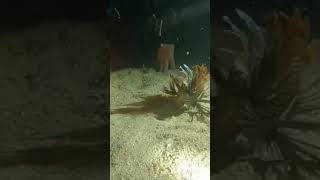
[174,152,210,180]
[152,142,210,180]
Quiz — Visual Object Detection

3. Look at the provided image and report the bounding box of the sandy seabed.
[0,20,107,179]
[110,68,210,180]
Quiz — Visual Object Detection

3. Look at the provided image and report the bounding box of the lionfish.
[213,8,320,179]
[164,64,210,121]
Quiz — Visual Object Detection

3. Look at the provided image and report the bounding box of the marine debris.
[164,64,210,120]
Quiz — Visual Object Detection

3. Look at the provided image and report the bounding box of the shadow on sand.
[111,95,185,120]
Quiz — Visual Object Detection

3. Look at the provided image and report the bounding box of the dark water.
[109,0,210,70]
